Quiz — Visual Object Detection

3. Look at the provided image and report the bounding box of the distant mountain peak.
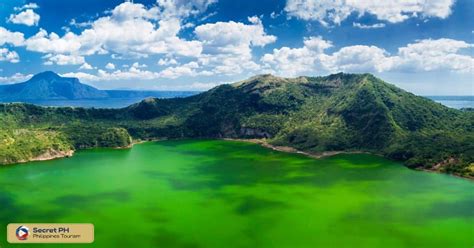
[0,71,108,100]
[30,71,62,81]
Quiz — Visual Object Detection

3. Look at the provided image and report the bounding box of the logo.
[15,226,29,240]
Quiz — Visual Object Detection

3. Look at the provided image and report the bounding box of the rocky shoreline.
[3,138,472,181]
[223,138,474,180]
[417,168,474,180]
[15,149,75,164]
[223,138,368,159]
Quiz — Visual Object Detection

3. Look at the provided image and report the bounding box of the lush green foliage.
[0,103,132,163]
[0,115,72,164]
[61,125,131,149]
[1,73,472,177]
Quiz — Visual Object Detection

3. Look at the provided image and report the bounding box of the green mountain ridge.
[1,72,473,177]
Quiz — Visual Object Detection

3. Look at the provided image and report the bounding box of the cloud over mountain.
[262,37,473,76]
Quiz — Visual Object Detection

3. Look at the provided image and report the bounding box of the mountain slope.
[1,72,473,177]
[0,71,108,100]
[116,73,474,177]
[0,72,198,103]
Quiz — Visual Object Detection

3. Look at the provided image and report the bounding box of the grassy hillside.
[1,73,472,177]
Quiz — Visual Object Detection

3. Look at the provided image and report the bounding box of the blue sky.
[0,0,472,95]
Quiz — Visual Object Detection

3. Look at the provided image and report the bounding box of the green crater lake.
[1,140,473,247]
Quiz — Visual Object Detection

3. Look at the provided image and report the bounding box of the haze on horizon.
[0,0,472,95]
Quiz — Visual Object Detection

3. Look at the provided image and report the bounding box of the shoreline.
[3,138,473,180]
[223,138,474,181]
[131,138,164,146]
[417,168,474,181]
[223,138,369,159]
[7,149,75,165]
[2,138,149,165]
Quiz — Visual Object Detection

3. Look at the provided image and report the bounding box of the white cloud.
[98,67,160,81]
[353,22,386,29]
[0,1,274,79]
[69,19,93,28]
[393,38,474,73]
[79,62,93,70]
[194,16,276,75]
[0,27,25,46]
[43,54,85,65]
[270,11,281,19]
[158,61,200,78]
[8,9,40,26]
[62,67,161,82]
[17,1,211,66]
[105,63,116,70]
[285,0,455,26]
[73,6,197,57]
[261,36,332,76]
[25,29,82,54]
[54,37,473,85]
[158,57,179,66]
[0,48,20,63]
[61,72,100,82]
[110,1,160,21]
[61,58,255,83]
[188,81,221,90]
[14,3,39,11]
[0,73,33,83]
[195,16,276,49]
[323,45,393,72]
[148,80,224,91]
[132,62,147,68]
[302,35,333,52]
[157,0,217,19]
[77,0,215,58]
[261,37,473,76]
[0,28,22,62]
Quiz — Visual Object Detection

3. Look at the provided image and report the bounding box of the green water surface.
[1,140,473,247]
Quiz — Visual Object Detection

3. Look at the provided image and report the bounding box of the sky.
[0,0,472,95]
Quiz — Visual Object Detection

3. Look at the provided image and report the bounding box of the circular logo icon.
[16,225,29,240]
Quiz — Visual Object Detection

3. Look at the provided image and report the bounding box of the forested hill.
[1,72,473,177]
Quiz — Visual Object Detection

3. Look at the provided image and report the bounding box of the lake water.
[0,140,473,247]
[0,98,149,108]
[0,91,198,108]
[1,95,472,109]
[426,96,474,109]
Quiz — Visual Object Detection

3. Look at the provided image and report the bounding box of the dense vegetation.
[0,103,132,164]
[1,72,472,177]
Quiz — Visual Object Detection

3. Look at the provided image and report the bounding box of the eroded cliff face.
[1,148,74,165]
[240,128,272,139]
[0,125,132,165]
[20,149,75,163]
